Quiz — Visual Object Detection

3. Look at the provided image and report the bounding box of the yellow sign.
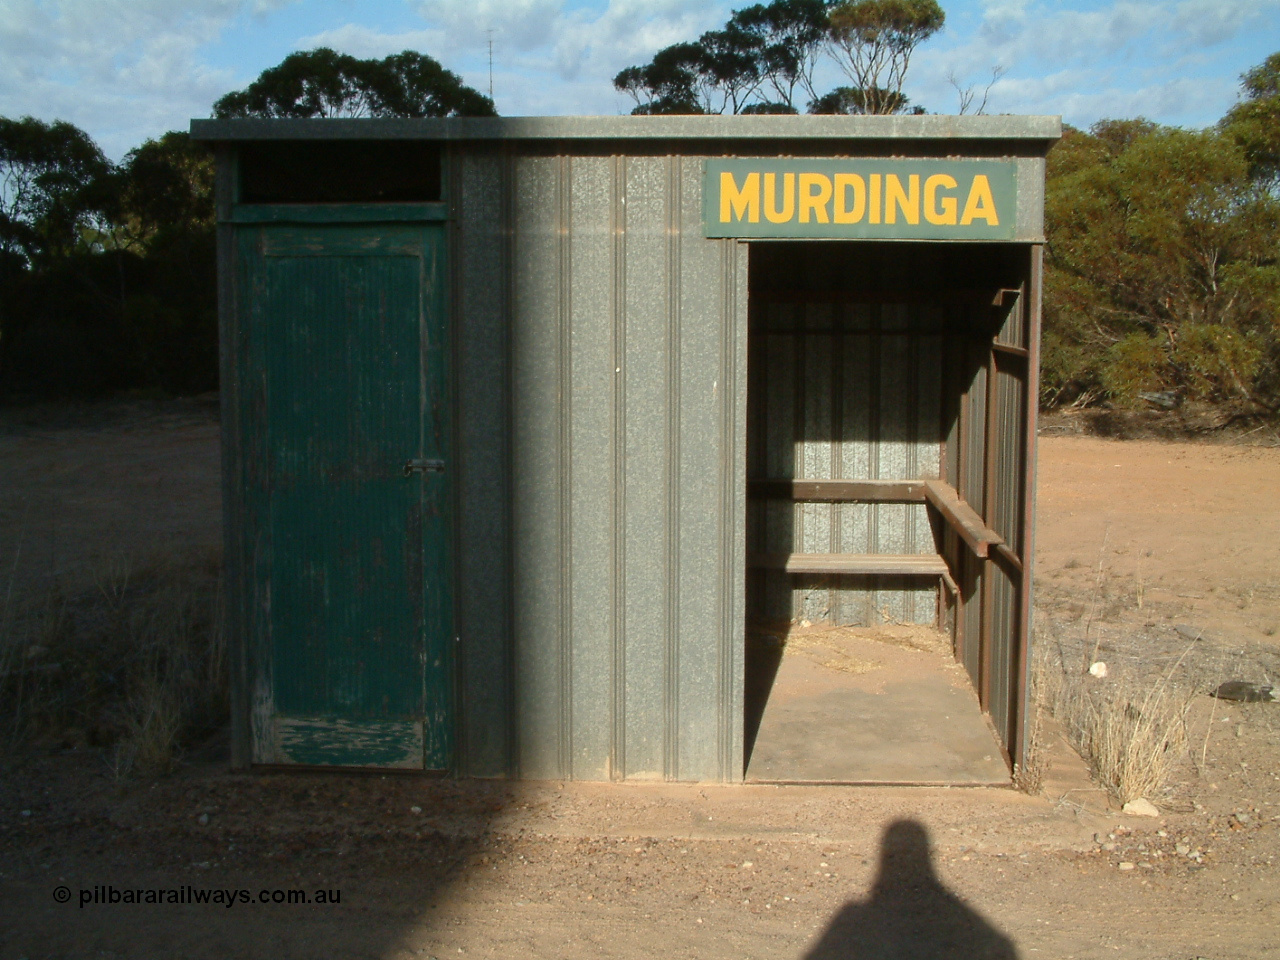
[704,159,1017,240]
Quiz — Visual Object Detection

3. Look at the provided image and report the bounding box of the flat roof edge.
[190,115,1062,143]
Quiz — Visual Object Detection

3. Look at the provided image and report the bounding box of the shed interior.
[743,240,1036,781]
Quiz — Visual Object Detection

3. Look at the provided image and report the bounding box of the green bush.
[1042,65,1280,417]
[1101,333,1169,407]
[1173,323,1264,402]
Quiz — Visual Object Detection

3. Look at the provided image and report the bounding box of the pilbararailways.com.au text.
[55,885,341,908]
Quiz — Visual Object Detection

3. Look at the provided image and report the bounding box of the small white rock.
[1088,661,1108,678]
[1122,798,1160,817]
[198,813,209,826]
[1118,862,1136,871]
[411,806,423,814]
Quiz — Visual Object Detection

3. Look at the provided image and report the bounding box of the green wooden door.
[239,223,451,769]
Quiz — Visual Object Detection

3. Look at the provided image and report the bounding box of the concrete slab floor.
[745,624,1011,785]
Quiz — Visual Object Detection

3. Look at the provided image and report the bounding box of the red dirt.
[2,405,1278,960]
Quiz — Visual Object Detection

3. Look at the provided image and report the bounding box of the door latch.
[403,458,445,476]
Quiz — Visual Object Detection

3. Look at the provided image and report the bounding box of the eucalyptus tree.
[0,116,114,266]
[1222,51,1280,188]
[1042,120,1280,410]
[213,48,496,119]
[614,43,709,114]
[116,132,214,249]
[615,0,944,116]
[807,85,922,114]
[615,30,765,115]
[730,0,833,111]
[825,0,945,115]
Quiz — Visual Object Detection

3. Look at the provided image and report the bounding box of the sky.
[1,0,1278,160]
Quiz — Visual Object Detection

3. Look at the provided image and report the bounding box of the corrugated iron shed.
[194,115,1059,781]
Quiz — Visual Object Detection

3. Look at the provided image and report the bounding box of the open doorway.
[742,241,1036,784]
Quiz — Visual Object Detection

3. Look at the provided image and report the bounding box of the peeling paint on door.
[239,223,451,770]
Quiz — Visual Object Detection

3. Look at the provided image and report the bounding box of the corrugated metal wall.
[989,294,1032,752]
[942,268,1035,758]
[746,301,942,626]
[452,147,747,782]
[215,126,1047,779]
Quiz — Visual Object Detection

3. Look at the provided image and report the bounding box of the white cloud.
[412,0,564,51]
[912,0,1280,124]
[2,0,1276,156]
[1170,0,1280,47]
[296,23,449,58]
[303,0,727,114]
[549,0,717,81]
[0,0,303,157]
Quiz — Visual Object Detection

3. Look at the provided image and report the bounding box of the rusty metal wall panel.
[1018,246,1044,769]
[943,334,962,490]
[963,356,987,509]
[957,348,989,698]
[989,561,1018,745]
[995,299,1025,348]
[960,553,983,685]
[994,365,1026,549]
[454,150,513,778]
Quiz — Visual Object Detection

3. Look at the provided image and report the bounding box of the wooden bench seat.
[748,553,949,576]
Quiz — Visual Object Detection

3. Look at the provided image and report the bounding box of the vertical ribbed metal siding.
[995,299,1026,349]
[960,347,988,692]
[993,366,1026,552]
[454,150,514,778]
[992,318,1030,752]
[989,561,1017,744]
[454,147,745,782]
[620,156,671,778]
[748,303,942,627]
[963,355,987,509]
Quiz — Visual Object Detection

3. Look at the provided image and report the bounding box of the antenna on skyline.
[486,29,494,100]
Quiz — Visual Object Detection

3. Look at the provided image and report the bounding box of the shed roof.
[191,114,1061,146]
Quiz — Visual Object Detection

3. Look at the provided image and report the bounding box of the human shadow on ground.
[804,820,1019,960]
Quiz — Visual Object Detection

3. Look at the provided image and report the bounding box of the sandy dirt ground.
[1036,435,1280,647]
[1,403,1279,960]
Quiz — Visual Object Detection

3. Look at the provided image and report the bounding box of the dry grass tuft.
[1,551,225,778]
[1034,641,1193,805]
[1013,658,1049,794]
